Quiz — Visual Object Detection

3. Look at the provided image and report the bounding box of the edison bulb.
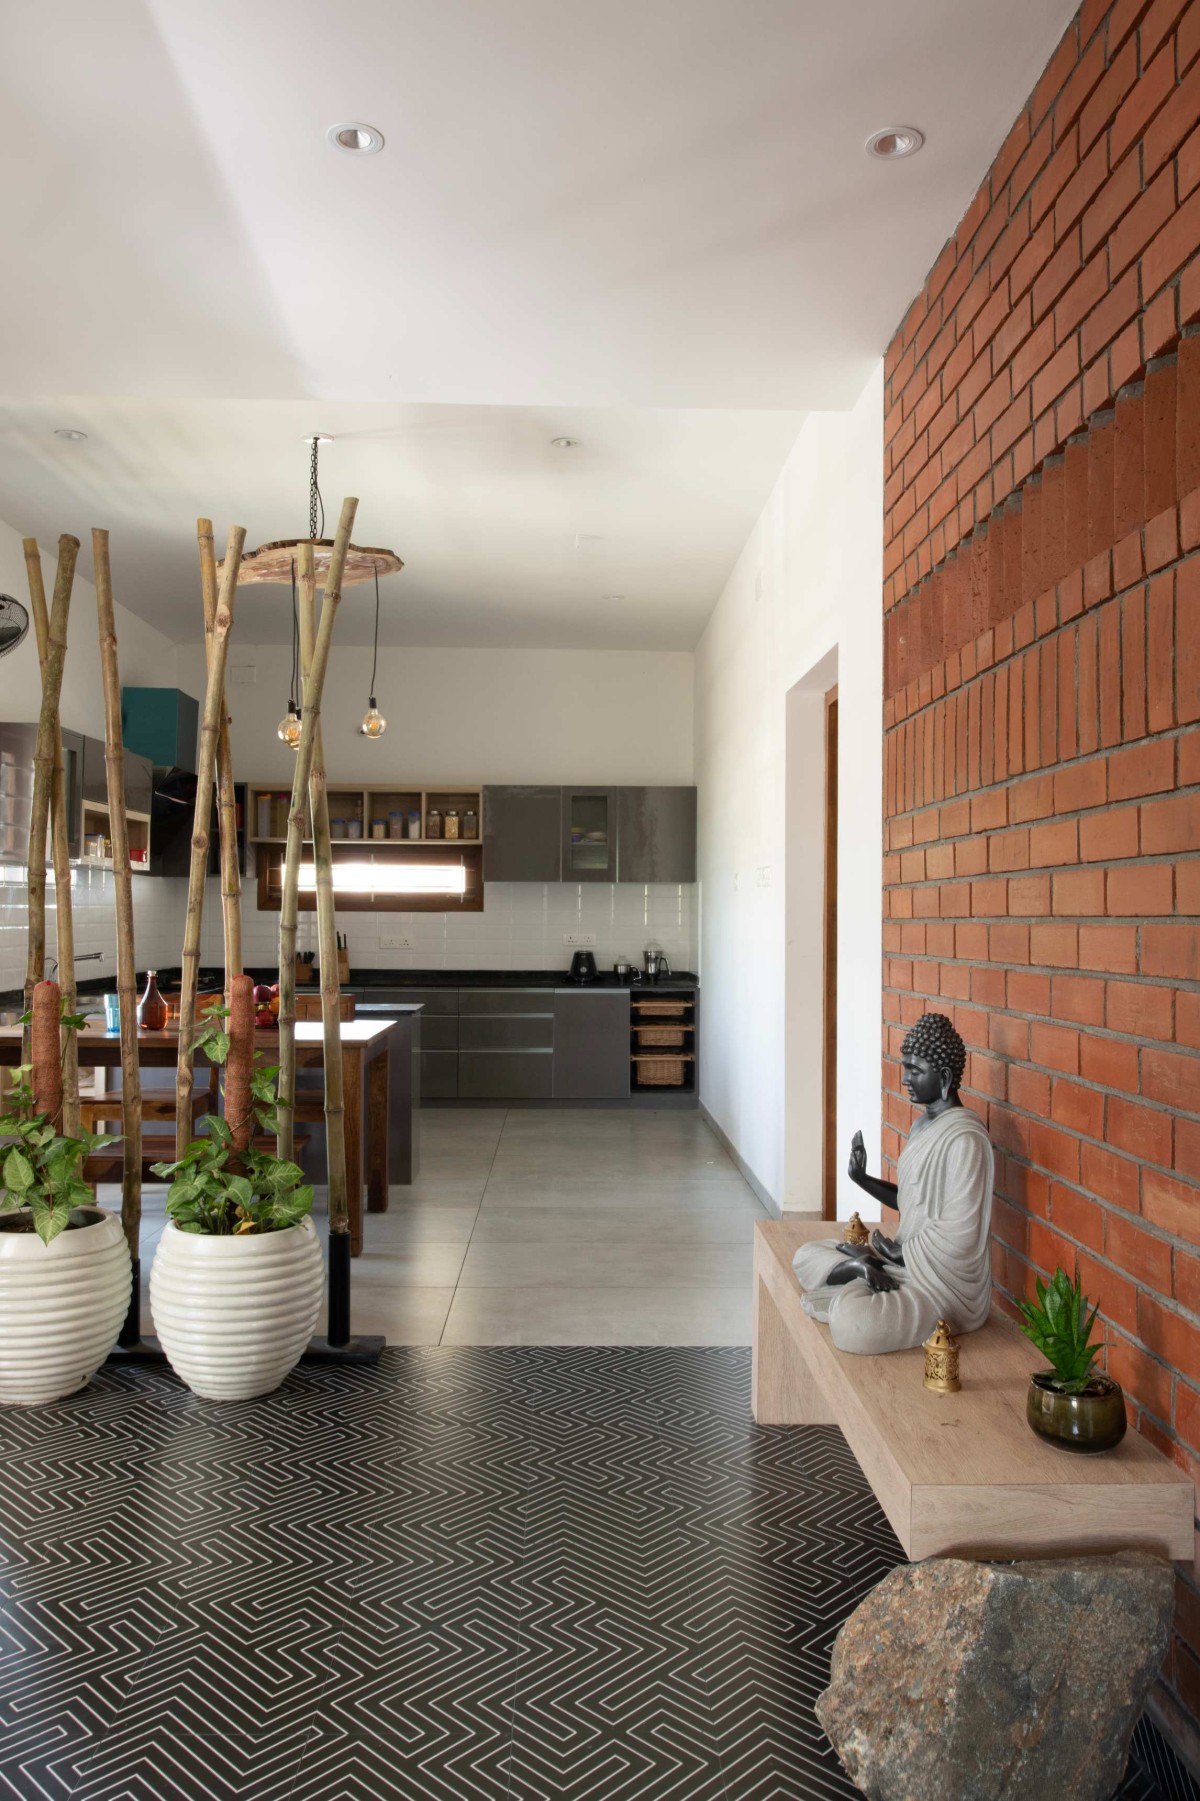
[359,698,387,739]
[277,701,302,749]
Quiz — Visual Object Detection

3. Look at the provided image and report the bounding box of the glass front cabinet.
[561,786,618,883]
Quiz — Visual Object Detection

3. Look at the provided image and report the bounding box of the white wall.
[694,364,883,1217]
[177,644,695,786]
[0,521,196,734]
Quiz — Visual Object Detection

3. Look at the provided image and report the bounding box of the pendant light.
[359,563,387,739]
[226,435,403,588]
[276,562,303,750]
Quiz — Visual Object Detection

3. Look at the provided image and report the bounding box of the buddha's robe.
[792,1106,994,1354]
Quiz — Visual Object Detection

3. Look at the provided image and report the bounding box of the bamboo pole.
[24,536,77,1070]
[197,519,242,992]
[275,549,308,1165]
[296,532,354,1347]
[24,539,79,1135]
[176,526,244,1161]
[93,529,143,1284]
[275,501,357,1199]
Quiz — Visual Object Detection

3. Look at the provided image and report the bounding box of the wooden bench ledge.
[754,1218,1195,1563]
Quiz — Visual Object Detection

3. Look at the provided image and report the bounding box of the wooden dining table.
[0,1016,401,1256]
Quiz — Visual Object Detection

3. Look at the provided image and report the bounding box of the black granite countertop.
[346,968,700,992]
[1,967,699,1007]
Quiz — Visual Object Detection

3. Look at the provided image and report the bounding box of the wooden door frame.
[821,685,838,1220]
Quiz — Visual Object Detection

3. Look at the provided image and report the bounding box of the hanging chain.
[308,437,320,542]
[290,560,300,710]
[370,562,380,701]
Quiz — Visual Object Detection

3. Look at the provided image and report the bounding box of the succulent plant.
[1016,1266,1106,1394]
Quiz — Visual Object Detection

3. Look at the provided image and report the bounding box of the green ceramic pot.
[1026,1371,1127,1454]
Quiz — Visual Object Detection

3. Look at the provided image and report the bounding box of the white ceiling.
[0,0,1076,648]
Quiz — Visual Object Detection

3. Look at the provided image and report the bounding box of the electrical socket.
[563,931,597,948]
[379,934,413,949]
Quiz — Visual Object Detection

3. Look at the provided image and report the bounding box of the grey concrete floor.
[123,1107,770,1345]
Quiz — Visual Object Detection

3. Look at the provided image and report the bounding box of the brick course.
[883,0,1200,1744]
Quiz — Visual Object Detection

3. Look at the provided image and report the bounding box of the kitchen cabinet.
[454,987,555,1100]
[80,734,107,805]
[553,991,630,1099]
[60,729,84,861]
[124,752,153,819]
[459,1050,554,1099]
[561,786,618,883]
[483,786,562,882]
[81,738,152,816]
[616,787,697,883]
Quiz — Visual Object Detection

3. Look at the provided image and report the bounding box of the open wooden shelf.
[80,800,151,875]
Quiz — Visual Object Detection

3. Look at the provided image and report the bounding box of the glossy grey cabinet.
[616,787,697,883]
[459,1050,553,1099]
[80,734,108,805]
[60,729,84,860]
[125,752,153,818]
[553,991,630,1099]
[483,786,562,882]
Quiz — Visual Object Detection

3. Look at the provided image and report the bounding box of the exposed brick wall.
[881,0,1200,1748]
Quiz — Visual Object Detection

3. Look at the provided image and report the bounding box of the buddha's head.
[901,1012,966,1109]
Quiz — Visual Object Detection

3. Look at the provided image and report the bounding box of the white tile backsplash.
[0,872,696,991]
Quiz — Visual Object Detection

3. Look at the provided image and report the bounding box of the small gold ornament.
[843,1212,870,1247]
[923,1319,961,1393]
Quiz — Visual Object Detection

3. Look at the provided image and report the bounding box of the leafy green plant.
[150,1050,312,1236]
[0,999,113,1245]
[1016,1266,1106,1393]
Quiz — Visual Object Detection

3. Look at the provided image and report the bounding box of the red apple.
[255,1008,275,1028]
[252,984,274,1006]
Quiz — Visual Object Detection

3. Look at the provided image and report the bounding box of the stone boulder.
[816,1553,1174,1801]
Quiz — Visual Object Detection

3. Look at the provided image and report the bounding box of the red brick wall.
[882,0,1200,1743]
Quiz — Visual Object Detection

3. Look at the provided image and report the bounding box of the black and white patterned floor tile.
[0,1348,1194,1801]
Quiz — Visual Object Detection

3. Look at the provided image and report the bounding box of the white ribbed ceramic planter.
[0,1208,131,1406]
[150,1218,323,1401]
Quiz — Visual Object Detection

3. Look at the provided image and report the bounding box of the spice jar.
[444,809,460,840]
[463,808,478,839]
[407,809,422,838]
[426,807,442,839]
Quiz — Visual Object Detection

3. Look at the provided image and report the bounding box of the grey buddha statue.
[793,1012,994,1355]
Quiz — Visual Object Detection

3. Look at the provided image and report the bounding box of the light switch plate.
[563,931,597,948]
[379,934,413,949]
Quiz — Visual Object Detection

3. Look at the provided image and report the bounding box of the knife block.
[337,949,350,985]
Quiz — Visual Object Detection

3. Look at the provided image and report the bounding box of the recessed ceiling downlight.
[551,437,580,450]
[327,122,385,155]
[53,428,88,442]
[866,126,924,160]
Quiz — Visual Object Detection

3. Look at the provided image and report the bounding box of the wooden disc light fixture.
[222,435,402,741]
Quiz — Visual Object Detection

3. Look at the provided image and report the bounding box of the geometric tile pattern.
[0,1349,1192,1800]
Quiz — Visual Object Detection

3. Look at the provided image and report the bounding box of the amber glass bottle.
[138,970,168,1032]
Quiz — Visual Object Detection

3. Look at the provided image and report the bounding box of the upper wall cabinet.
[483,786,562,882]
[562,787,619,883]
[616,787,697,884]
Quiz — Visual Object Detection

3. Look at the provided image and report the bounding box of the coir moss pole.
[93,529,143,1307]
[23,538,79,1135]
[30,979,62,1124]
[176,526,244,1162]
[24,535,77,1069]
